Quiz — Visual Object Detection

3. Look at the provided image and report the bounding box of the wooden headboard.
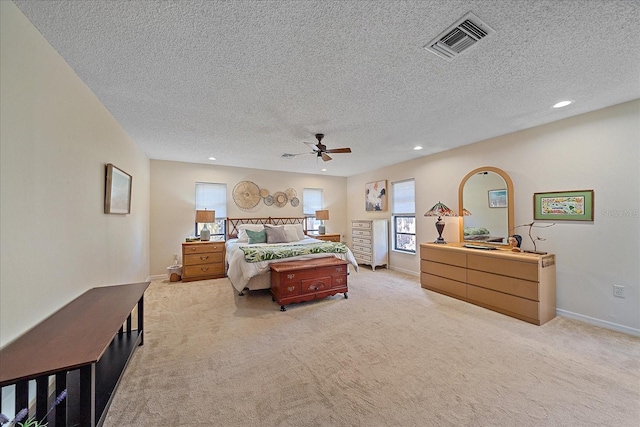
[226,217,308,240]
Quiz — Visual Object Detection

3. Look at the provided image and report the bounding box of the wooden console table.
[420,243,556,325]
[270,258,349,311]
[0,282,149,427]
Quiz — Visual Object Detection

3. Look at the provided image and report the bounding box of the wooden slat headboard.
[226,217,308,240]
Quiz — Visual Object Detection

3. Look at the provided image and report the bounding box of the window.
[195,182,227,240]
[392,179,416,253]
[303,188,324,232]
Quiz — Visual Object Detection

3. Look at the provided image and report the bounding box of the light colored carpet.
[104,268,640,426]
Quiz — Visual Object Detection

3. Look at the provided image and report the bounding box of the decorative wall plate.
[233,181,261,210]
[272,191,288,208]
[290,197,300,207]
[259,188,269,198]
[285,188,297,200]
[264,195,274,206]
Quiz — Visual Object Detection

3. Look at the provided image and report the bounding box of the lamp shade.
[424,202,456,218]
[315,210,330,220]
[196,209,215,223]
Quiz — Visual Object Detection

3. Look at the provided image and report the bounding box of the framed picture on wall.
[533,190,594,221]
[488,189,507,208]
[105,163,132,214]
[365,180,387,211]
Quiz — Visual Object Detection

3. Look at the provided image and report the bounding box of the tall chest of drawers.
[351,219,388,270]
[420,243,556,325]
[182,241,226,282]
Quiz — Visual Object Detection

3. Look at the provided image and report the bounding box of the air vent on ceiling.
[424,12,495,61]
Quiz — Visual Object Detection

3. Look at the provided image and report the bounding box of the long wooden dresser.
[182,241,226,281]
[420,243,556,325]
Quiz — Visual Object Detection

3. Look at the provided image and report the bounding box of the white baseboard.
[557,309,640,337]
[147,274,168,282]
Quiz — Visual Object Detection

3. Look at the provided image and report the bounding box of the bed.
[463,227,505,243]
[225,217,359,294]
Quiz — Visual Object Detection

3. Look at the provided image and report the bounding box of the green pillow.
[246,229,267,244]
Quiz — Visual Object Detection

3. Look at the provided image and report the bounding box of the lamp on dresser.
[316,209,329,234]
[424,202,456,244]
[196,209,215,241]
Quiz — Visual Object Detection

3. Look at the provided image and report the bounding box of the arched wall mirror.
[458,166,514,245]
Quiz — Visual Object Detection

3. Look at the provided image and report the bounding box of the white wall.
[347,100,640,334]
[0,1,150,347]
[149,160,347,275]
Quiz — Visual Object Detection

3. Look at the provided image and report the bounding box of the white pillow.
[237,224,264,242]
[284,224,305,242]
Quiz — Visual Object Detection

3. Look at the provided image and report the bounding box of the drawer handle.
[190,247,197,251]
[200,255,209,260]
[200,267,209,272]
[287,274,295,279]
[308,281,325,291]
[287,286,295,292]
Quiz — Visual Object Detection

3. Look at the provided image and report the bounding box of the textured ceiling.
[13,0,640,177]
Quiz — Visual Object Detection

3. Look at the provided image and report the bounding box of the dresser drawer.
[183,243,224,255]
[421,246,466,267]
[355,253,372,263]
[352,229,372,237]
[421,260,466,283]
[301,276,331,293]
[353,237,371,245]
[183,252,224,266]
[352,221,371,229]
[467,269,539,301]
[278,282,301,298]
[468,254,538,281]
[467,284,539,321]
[332,275,347,289]
[183,263,225,278]
[421,273,466,298]
[353,245,371,254]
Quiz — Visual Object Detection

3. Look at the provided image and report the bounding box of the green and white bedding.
[226,237,358,293]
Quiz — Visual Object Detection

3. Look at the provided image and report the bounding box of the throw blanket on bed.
[240,242,348,263]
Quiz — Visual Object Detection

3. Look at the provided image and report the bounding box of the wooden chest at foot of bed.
[270,258,349,311]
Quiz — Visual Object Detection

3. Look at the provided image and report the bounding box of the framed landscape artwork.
[488,189,508,208]
[533,190,594,221]
[105,163,132,214]
[365,180,387,211]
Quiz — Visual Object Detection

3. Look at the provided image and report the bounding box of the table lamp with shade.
[315,209,329,234]
[424,202,457,244]
[196,209,215,241]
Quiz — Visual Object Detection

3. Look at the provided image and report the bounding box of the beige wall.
[149,160,347,275]
[347,99,640,334]
[0,2,150,346]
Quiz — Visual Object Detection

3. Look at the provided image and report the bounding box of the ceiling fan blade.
[281,152,312,158]
[325,147,351,154]
[321,152,332,162]
[304,141,320,151]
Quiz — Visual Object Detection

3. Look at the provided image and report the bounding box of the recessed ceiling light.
[321,168,327,172]
[552,101,572,109]
[414,146,423,151]
[208,157,216,160]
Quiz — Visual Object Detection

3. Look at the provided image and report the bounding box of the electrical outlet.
[613,285,625,298]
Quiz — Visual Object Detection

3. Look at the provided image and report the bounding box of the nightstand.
[308,233,341,242]
[181,241,226,281]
